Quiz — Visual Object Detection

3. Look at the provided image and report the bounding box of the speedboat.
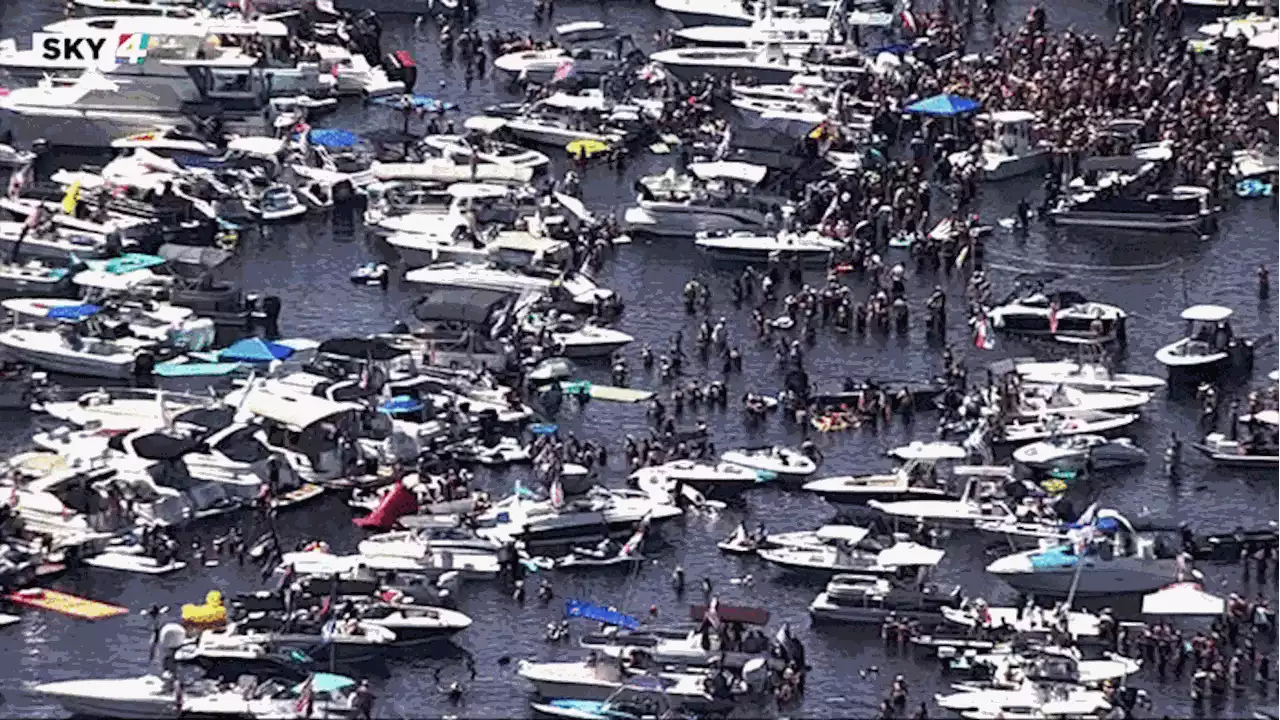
[421,134,550,173]
[675,16,836,48]
[494,47,619,84]
[1155,305,1254,378]
[940,603,1102,642]
[947,111,1052,181]
[622,162,779,239]
[867,467,1020,530]
[283,547,499,581]
[986,515,1181,597]
[517,661,736,712]
[1011,383,1151,417]
[650,45,816,84]
[802,441,966,506]
[354,601,473,644]
[249,184,307,222]
[720,446,816,479]
[655,0,755,26]
[0,326,158,380]
[997,411,1140,445]
[474,488,682,546]
[809,573,964,625]
[1013,359,1166,392]
[1195,410,1279,468]
[631,460,766,500]
[935,681,1112,718]
[555,20,619,43]
[405,263,615,311]
[986,288,1126,339]
[522,311,635,359]
[1012,435,1148,472]
[759,533,945,579]
[0,260,72,296]
[694,229,843,264]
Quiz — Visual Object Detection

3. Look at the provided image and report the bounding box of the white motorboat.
[0,326,156,380]
[675,16,836,48]
[1012,383,1151,417]
[940,604,1102,641]
[356,602,473,644]
[1012,435,1147,472]
[421,134,550,173]
[868,466,1020,530]
[623,161,779,239]
[802,441,966,506]
[5,297,213,351]
[470,93,639,148]
[695,229,842,264]
[650,45,815,85]
[631,460,766,500]
[494,48,569,80]
[948,111,1052,181]
[405,262,615,310]
[720,445,816,479]
[248,184,307,222]
[1196,433,1279,465]
[759,530,945,578]
[986,514,1181,597]
[0,260,72,295]
[1013,359,1166,392]
[967,646,1142,686]
[1155,305,1254,377]
[0,220,114,262]
[521,309,634,359]
[517,661,732,711]
[283,547,499,581]
[808,573,964,624]
[936,682,1111,718]
[474,488,683,546]
[729,96,828,145]
[986,288,1126,339]
[37,387,211,431]
[997,411,1140,445]
[29,675,188,718]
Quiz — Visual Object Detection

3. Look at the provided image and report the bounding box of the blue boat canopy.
[47,303,101,320]
[219,337,295,363]
[564,599,640,630]
[905,94,981,117]
[309,129,362,148]
[531,423,559,435]
[378,395,425,415]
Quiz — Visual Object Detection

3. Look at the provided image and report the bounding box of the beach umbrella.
[904,94,981,117]
[565,138,609,157]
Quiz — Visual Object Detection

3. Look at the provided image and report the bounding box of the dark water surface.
[0,0,1277,717]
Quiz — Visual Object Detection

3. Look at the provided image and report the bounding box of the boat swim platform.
[8,588,129,620]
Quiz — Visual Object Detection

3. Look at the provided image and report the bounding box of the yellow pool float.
[181,590,227,629]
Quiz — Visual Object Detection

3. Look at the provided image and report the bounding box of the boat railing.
[38,385,215,408]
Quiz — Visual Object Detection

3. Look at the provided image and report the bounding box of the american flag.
[900,10,919,35]
[549,477,565,509]
[974,313,996,350]
[619,515,650,557]
[294,675,314,716]
[552,61,575,82]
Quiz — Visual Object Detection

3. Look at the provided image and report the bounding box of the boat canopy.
[47,303,102,320]
[317,337,407,361]
[308,129,362,149]
[219,337,295,363]
[447,182,509,200]
[986,110,1037,125]
[227,386,361,431]
[888,441,968,461]
[378,395,425,415]
[294,673,357,696]
[109,430,202,460]
[815,525,870,544]
[412,287,516,325]
[876,542,946,567]
[688,161,767,185]
[462,115,508,134]
[1180,304,1233,322]
[1142,582,1225,616]
[226,136,287,158]
[540,92,608,112]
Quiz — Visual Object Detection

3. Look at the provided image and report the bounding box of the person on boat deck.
[1212,322,1232,352]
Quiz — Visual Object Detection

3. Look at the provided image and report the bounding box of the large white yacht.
[623,161,783,238]
[0,69,276,148]
[474,487,683,546]
[405,263,615,309]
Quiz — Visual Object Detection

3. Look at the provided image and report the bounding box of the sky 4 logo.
[35,32,150,67]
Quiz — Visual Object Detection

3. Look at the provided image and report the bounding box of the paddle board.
[8,588,129,620]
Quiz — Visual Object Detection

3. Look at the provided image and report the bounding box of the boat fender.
[133,352,155,380]
[215,231,238,251]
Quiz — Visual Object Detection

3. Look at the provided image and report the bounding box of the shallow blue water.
[0,0,1276,717]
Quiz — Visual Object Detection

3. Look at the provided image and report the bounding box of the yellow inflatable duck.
[181,590,227,629]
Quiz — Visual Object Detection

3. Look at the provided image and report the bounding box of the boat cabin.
[40,16,291,70]
[225,383,365,481]
[1180,304,1235,350]
[981,110,1038,157]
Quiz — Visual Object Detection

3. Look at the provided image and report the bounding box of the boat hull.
[621,206,766,238]
[809,595,943,625]
[1046,209,1211,232]
[0,106,266,149]
[982,150,1052,181]
[992,567,1176,598]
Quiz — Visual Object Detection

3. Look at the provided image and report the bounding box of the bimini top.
[987,110,1036,125]
[1180,304,1233,322]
